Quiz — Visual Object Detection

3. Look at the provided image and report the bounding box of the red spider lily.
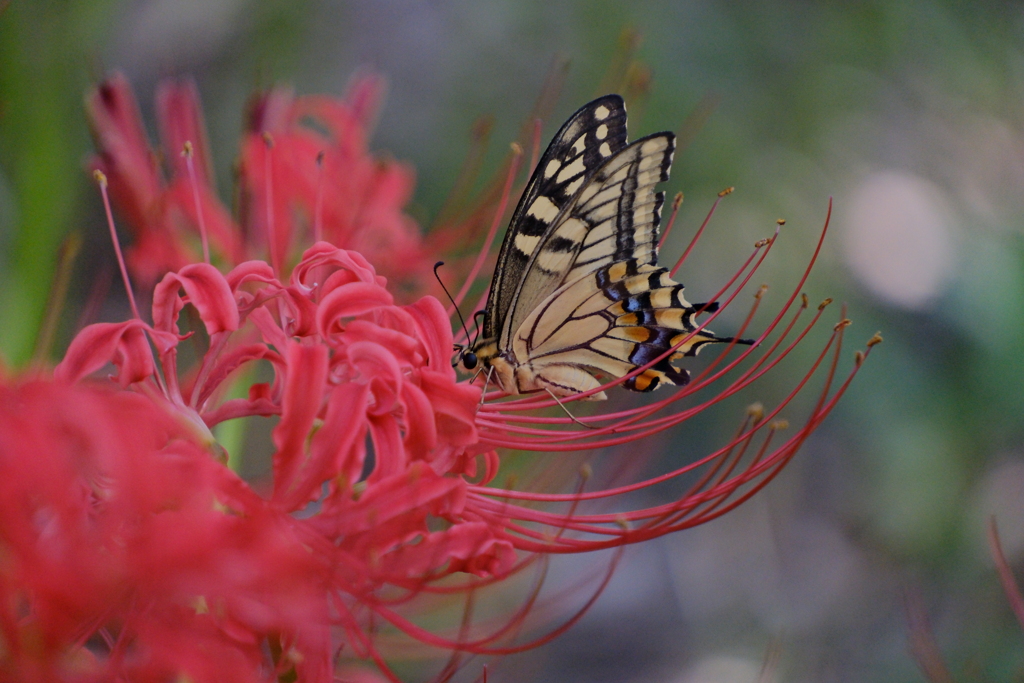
[0,378,329,682]
[48,171,508,679]
[17,75,878,681]
[86,72,429,293]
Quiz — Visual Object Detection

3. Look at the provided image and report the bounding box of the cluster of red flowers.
[87,73,429,292]
[0,73,876,682]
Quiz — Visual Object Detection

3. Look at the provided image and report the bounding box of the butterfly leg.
[478,366,495,404]
[544,387,598,429]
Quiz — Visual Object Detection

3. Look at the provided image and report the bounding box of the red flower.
[0,379,327,682]
[86,74,243,284]
[51,231,508,679]
[17,75,879,681]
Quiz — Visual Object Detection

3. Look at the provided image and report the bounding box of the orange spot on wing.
[620,326,650,342]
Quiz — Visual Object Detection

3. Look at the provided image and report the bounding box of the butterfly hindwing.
[511,259,731,398]
[485,95,628,343]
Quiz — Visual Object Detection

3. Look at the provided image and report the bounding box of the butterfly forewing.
[503,132,675,348]
[563,133,674,281]
[485,95,628,344]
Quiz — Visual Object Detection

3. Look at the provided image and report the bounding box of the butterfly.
[461,95,740,400]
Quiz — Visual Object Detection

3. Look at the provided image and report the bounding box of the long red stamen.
[480,294,810,452]
[529,118,542,174]
[472,310,863,508]
[988,517,1024,631]
[314,150,325,243]
[448,143,524,316]
[364,548,624,655]
[93,170,141,320]
[262,132,281,275]
[431,115,495,232]
[496,342,867,549]
[670,186,732,278]
[182,141,210,263]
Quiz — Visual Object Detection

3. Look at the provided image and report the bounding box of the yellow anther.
[579,462,593,481]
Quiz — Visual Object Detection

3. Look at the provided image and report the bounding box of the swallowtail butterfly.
[462,95,738,399]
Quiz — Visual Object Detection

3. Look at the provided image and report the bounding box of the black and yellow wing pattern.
[467,95,736,399]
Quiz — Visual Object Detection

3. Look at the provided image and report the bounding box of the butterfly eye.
[462,352,478,370]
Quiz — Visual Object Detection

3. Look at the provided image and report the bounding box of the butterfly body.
[465,95,734,399]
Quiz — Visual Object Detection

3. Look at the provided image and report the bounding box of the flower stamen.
[262,132,281,275]
[449,142,524,321]
[657,191,684,249]
[93,169,141,320]
[314,150,325,243]
[182,141,210,263]
[670,186,733,278]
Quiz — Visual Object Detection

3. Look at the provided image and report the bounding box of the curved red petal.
[399,381,437,460]
[316,282,393,337]
[405,295,456,376]
[156,77,213,187]
[152,263,240,335]
[419,368,479,447]
[55,320,156,386]
[225,259,279,291]
[272,342,329,507]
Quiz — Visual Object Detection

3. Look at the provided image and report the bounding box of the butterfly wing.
[502,132,675,348]
[505,127,740,397]
[511,259,733,398]
[483,95,628,343]
[471,94,738,397]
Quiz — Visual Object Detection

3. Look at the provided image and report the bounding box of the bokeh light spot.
[842,171,957,309]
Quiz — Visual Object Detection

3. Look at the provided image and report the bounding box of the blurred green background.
[3,1,1024,681]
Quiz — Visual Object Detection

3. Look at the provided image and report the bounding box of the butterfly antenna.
[479,366,494,404]
[545,388,598,430]
[471,310,486,347]
[434,262,478,369]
